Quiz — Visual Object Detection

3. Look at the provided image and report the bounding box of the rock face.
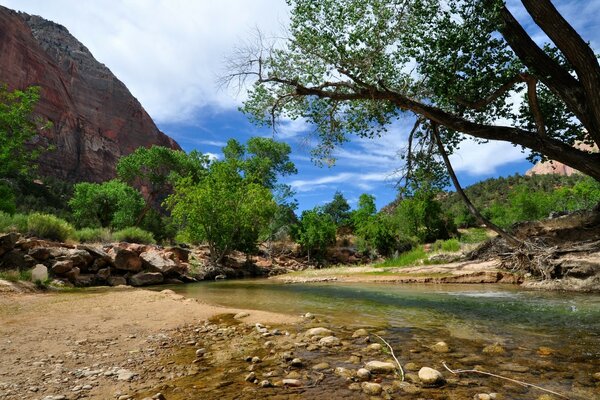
[0,5,180,183]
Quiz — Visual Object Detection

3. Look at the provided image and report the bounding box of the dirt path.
[0,287,298,400]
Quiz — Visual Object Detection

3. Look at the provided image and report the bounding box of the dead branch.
[374,333,404,381]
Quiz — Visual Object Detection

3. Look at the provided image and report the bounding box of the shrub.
[112,227,155,244]
[0,269,31,282]
[432,238,461,252]
[0,211,27,233]
[0,183,16,215]
[459,228,489,244]
[74,227,112,243]
[27,213,75,241]
[377,246,427,268]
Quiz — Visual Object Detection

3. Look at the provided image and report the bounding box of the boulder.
[77,245,112,263]
[361,382,382,395]
[51,260,73,275]
[164,246,190,263]
[129,271,164,286]
[0,232,18,257]
[1,249,35,270]
[107,276,127,286]
[96,268,111,280]
[365,361,397,374]
[28,247,51,261]
[31,264,48,282]
[140,250,179,275]
[65,267,80,282]
[109,247,142,272]
[65,249,93,268]
[418,367,445,386]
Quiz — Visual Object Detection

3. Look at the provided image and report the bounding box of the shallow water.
[164,281,600,398]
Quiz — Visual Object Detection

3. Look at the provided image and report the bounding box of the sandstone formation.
[0,5,180,182]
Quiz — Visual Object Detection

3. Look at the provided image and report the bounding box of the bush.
[112,227,155,244]
[432,238,461,252]
[0,211,27,233]
[0,183,16,215]
[377,246,427,268]
[0,269,31,282]
[74,227,112,243]
[459,228,489,244]
[27,213,75,241]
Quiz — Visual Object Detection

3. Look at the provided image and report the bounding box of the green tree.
[69,180,145,229]
[323,191,351,228]
[394,190,455,243]
[167,161,277,263]
[231,0,600,182]
[294,207,337,262]
[117,146,209,224]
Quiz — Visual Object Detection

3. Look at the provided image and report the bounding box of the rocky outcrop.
[0,5,180,183]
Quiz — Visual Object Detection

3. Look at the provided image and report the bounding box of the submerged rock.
[418,367,445,386]
[319,336,340,346]
[306,327,333,337]
[482,343,506,355]
[352,328,369,338]
[361,382,382,395]
[365,361,396,374]
[431,341,450,353]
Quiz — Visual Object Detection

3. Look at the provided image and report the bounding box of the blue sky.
[2,0,598,212]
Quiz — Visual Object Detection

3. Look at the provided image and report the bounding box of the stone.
[0,232,18,257]
[234,312,250,319]
[109,247,143,272]
[499,363,529,373]
[474,394,492,400]
[404,362,419,371]
[593,372,600,381]
[431,341,450,353]
[352,328,369,338]
[356,368,371,380]
[96,267,111,280]
[306,327,333,337]
[537,347,554,356]
[195,348,206,357]
[303,312,315,319]
[66,249,93,268]
[418,367,445,386]
[365,361,397,374]
[245,372,256,382]
[312,362,330,371]
[319,336,341,346]
[334,367,354,378]
[28,247,51,261]
[140,250,179,275]
[128,271,164,286]
[251,356,261,364]
[107,276,127,286]
[367,343,382,351]
[31,264,48,282]
[65,267,81,282]
[259,380,271,388]
[290,358,303,367]
[285,371,302,379]
[1,249,34,269]
[482,343,506,355]
[152,394,167,400]
[51,260,73,274]
[348,382,361,391]
[361,382,382,395]
[282,379,302,387]
[116,369,136,381]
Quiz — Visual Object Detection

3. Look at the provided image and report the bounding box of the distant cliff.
[0,5,181,182]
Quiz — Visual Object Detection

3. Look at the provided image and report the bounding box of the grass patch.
[113,226,155,244]
[459,228,490,244]
[0,211,28,233]
[74,227,112,243]
[27,213,75,241]
[432,238,461,252]
[0,269,32,282]
[376,246,427,268]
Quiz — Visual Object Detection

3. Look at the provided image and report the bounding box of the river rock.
[140,250,178,275]
[306,327,333,337]
[319,336,341,346]
[418,367,445,386]
[361,382,382,395]
[593,372,600,381]
[348,382,361,391]
[367,343,382,351]
[31,264,48,282]
[51,260,73,274]
[66,249,93,268]
[499,362,529,373]
[334,367,354,378]
[365,361,396,374]
[404,362,419,371]
[352,328,369,338]
[128,272,163,286]
[282,379,302,387]
[109,247,142,272]
[431,341,450,353]
[312,362,330,370]
[356,368,371,380]
[234,312,250,319]
[245,372,256,382]
[116,369,136,381]
[290,358,303,367]
[482,343,506,355]
[107,276,127,286]
[474,394,492,400]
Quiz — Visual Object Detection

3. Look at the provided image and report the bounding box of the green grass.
[376,246,427,268]
[74,227,112,243]
[432,238,461,252]
[0,269,32,282]
[27,213,75,241]
[459,228,490,244]
[113,226,156,244]
[0,211,28,233]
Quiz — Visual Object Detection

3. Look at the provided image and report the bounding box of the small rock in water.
[312,362,330,371]
[474,394,492,400]
[431,341,450,353]
[593,371,600,381]
[195,348,206,357]
[360,382,382,395]
[404,362,419,371]
[251,356,261,364]
[290,358,303,367]
[334,367,354,378]
[356,368,371,380]
[303,312,315,319]
[352,328,369,338]
[282,378,302,387]
[348,382,361,391]
[285,371,302,379]
[537,346,554,356]
[418,367,445,386]
[319,336,340,346]
[306,327,332,337]
[365,361,396,374]
[152,394,167,400]
[367,343,382,351]
[259,380,272,388]
[482,343,505,355]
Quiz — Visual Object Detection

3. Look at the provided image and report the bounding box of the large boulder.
[140,250,179,276]
[109,247,142,272]
[51,260,73,274]
[28,247,51,261]
[65,249,93,269]
[0,233,19,257]
[1,249,35,270]
[129,271,164,286]
[164,246,190,263]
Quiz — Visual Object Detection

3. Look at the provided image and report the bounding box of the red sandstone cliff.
[0,6,181,182]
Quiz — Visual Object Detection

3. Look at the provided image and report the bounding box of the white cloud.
[290,171,395,193]
[451,138,526,175]
[1,0,291,123]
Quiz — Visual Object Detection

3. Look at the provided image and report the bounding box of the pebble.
[404,362,419,371]
[366,343,382,351]
[251,356,261,364]
[312,362,330,370]
[282,378,302,387]
[352,328,369,338]
[334,367,354,378]
[195,348,206,357]
[303,312,315,319]
[365,361,397,374]
[356,368,371,380]
[482,343,506,355]
[286,371,302,379]
[537,347,554,356]
[361,382,382,395]
[116,369,136,381]
[431,341,450,353]
[245,372,256,382]
[474,394,491,400]
[290,358,303,367]
[259,380,272,388]
[418,367,445,386]
[348,382,361,391]
[306,327,333,337]
[319,336,341,346]
[593,372,600,381]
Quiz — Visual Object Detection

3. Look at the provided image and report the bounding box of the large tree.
[228,0,600,181]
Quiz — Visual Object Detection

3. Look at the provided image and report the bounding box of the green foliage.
[167,160,277,262]
[0,85,49,178]
[11,177,73,219]
[393,191,456,243]
[112,227,156,244]
[323,191,351,227]
[0,269,32,282]
[0,182,16,215]
[27,213,75,241]
[459,228,489,244]
[73,227,112,243]
[0,212,27,233]
[69,180,144,229]
[377,246,427,268]
[294,207,337,261]
[432,238,461,253]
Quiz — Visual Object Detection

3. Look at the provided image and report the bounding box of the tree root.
[442,362,571,399]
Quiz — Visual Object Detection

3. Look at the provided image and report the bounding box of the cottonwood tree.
[226,0,600,184]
